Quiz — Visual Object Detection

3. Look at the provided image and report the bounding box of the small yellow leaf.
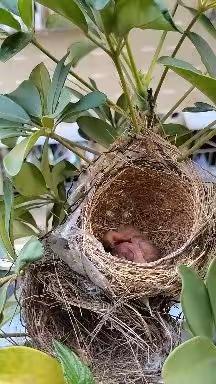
[0,346,65,384]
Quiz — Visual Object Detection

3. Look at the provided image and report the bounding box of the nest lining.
[88,165,195,256]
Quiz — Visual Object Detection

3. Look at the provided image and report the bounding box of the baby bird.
[103,226,160,264]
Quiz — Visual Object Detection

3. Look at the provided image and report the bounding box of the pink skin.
[103,226,160,263]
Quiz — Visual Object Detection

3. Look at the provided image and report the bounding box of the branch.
[125,37,144,95]
[154,13,200,102]
[179,119,216,160]
[51,133,93,164]
[146,1,179,84]
[0,332,28,339]
[161,85,195,123]
[106,35,139,133]
[31,38,126,118]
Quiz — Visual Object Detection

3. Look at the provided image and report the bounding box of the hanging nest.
[50,131,216,299]
[22,131,216,383]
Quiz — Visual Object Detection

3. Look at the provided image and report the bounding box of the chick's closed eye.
[102,226,160,263]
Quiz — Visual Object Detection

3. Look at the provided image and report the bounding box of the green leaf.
[85,0,111,10]
[114,0,178,36]
[0,128,23,140]
[163,336,216,384]
[15,236,43,273]
[162,123,191,146]
[15,209,37,229]
[77,116,117,147]
[115,93,128,124]
[61,91,107,122]
[187,32,216,78]
[47,54,72,114]
[0,95,31,123]
[206,258,216,327]
[0,346,65,384]
[0,8,20,30]
[30,63,51,115]
[7,80,42,118]
[3,178,14,241]
[0,291,20,327]
[36,0,88,32]
[179,265,214,339]
[0,0,19,15]
[18,0,34,29]
[52,160,77,187]
[0,210,14,258]
[68,39,97,67]
[4,131,42,176]
[54,341,95,384]
[41,138,53,190]
[0,32,32,62]
[13,162,48,197]
[177,1,216,39]
[100,0,115,34]
[51,200,66,228]
[158,56,216,105]
[197,13,216,40]
[183,102,215,113]
[13,219,37,239]
[54,88,72,116]
[162,123,189,136]
[0,119,21,128]
[0,280,10,316]
[46,13,76,30]
[1,136,19,147]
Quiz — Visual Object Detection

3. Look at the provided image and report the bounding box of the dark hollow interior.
[89,167,195,256]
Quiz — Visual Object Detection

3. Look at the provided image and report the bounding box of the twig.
[106,35,139,132]
[31,38,126,118]
[125,37,144,95]
[161,85,195,123]
[179,119,216,160]
[51,133,92,164]
[154,13,200,102]
[146,1,179,84]
[0,332,28,338]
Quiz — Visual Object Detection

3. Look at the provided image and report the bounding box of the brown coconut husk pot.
[22,130,216,383]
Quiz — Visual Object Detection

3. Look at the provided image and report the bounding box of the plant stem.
[51,133,92,164]
[106,35,139,132]
[146,1,179,85]
[86,33,111,56]
[146,31,167,84]
[125,37,144,95]
[180,127,211,150]
[154,13,200,102]
[56,135,101,156]
[0,332,28,338]
[161,85,195,123]
[31,38,125,117]
[32,38,95,92]
[0,274,17,287]
[179,119,216,160]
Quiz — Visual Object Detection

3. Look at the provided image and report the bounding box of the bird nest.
[22,249,180,384]
[22,131,216,383]
[54,132,216,298]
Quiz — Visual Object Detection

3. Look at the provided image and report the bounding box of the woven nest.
[23,249,180,383]
[55,132,216,298]
[22,131,216,383]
